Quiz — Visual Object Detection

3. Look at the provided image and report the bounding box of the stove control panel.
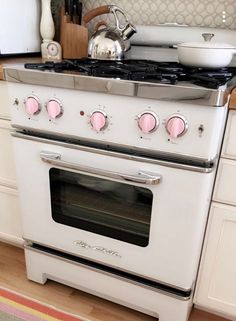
[46,99,63,119]
[138,112,159,134]
[166,115,188,138]
[9,82,227,161]
[25,96,41,116]
[90,111,108,132]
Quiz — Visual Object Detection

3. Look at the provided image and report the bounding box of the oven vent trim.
[26,242,192,300]
[12,130,216,173]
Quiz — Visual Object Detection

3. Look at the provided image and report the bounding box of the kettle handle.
[109,5,129,32]
[110,6,136,40]
[83,5,110,24]
[83,5,136,40]
[94,21,108,32]
[83,5,128,30]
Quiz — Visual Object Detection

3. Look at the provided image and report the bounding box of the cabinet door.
[213,158,236,206]
[194,202,236,319]
[222,111,236,160]
[0,81,10,119]
[0,119,17,188]
[0,185,23,246]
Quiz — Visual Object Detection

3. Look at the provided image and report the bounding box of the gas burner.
[24,59,236,89]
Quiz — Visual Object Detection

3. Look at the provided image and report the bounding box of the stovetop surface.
[24,58,236,89]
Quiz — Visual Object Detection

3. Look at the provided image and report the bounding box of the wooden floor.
[0,242,229,321]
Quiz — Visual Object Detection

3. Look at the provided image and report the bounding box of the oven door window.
[49,168,153,247]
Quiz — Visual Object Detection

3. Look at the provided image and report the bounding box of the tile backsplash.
[83,0,236,29]
[52,0,236,30]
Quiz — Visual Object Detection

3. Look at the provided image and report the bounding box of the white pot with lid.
[177,33,236,68]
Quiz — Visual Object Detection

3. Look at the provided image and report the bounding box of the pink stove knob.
[47,99,63,119]
[166,116,187,138]
[138,112,158,134]
[90,111,107,132]
[25,96,40,116]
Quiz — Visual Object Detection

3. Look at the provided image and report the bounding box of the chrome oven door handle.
[40,151,162,185]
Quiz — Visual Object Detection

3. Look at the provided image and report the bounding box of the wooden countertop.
[229,87,236,110]
[0,56,42,80]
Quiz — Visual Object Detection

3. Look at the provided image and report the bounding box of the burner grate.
[24,59,236,89]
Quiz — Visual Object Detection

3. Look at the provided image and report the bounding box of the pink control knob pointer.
[47,100,63,119]
[138,113,157,134]
[25,97,40,116]
[90,112,107,132]
[166,117,186,138]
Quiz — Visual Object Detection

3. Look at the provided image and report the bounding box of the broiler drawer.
[213,158,236,206]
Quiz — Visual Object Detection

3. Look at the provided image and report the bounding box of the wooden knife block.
[60,8,88,59]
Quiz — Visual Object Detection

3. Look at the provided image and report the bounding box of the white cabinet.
[0,119,17,188]
[194,110,236,320]
[0,81,23,246]
[222,111,236,160]
[0,81,10,119]
[0,185,22,245]
[213,158,236,206]
[194,203,236,320]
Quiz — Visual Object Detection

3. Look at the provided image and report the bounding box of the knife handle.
[63,0,71,22]
[69,0,74,22]
[64,0,69,14]
[83,5,110,24]
[78,1,82,25]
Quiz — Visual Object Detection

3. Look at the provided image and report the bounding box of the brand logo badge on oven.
[73,241,122,258]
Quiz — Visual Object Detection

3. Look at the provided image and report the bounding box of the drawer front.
[222,110,236,160]
[0,185,22,245]
[0,119,17,188]
[213,158,236,206]
[0,81,10,119]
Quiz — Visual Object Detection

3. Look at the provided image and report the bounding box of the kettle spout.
[122,23,136,52]
[122,23,137,40]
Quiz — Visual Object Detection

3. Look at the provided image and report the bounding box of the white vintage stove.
[4,27,236,321]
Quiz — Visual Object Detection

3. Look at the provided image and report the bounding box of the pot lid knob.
[202,33,215,42]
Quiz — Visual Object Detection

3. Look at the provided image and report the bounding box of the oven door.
[13,134,215,290]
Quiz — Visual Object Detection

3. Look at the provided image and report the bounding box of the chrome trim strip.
[12,123,214,165]
[24,242,192,301]
[12,131,215,173]
[4,66,228,107]
[40,151,162,185]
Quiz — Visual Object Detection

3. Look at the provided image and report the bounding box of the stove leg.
[26,268,47,285]
[157,309,192,321]
[156,299,192,321]
[24,249,47,284]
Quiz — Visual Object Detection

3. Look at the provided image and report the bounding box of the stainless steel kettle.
[83,5,136,60]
